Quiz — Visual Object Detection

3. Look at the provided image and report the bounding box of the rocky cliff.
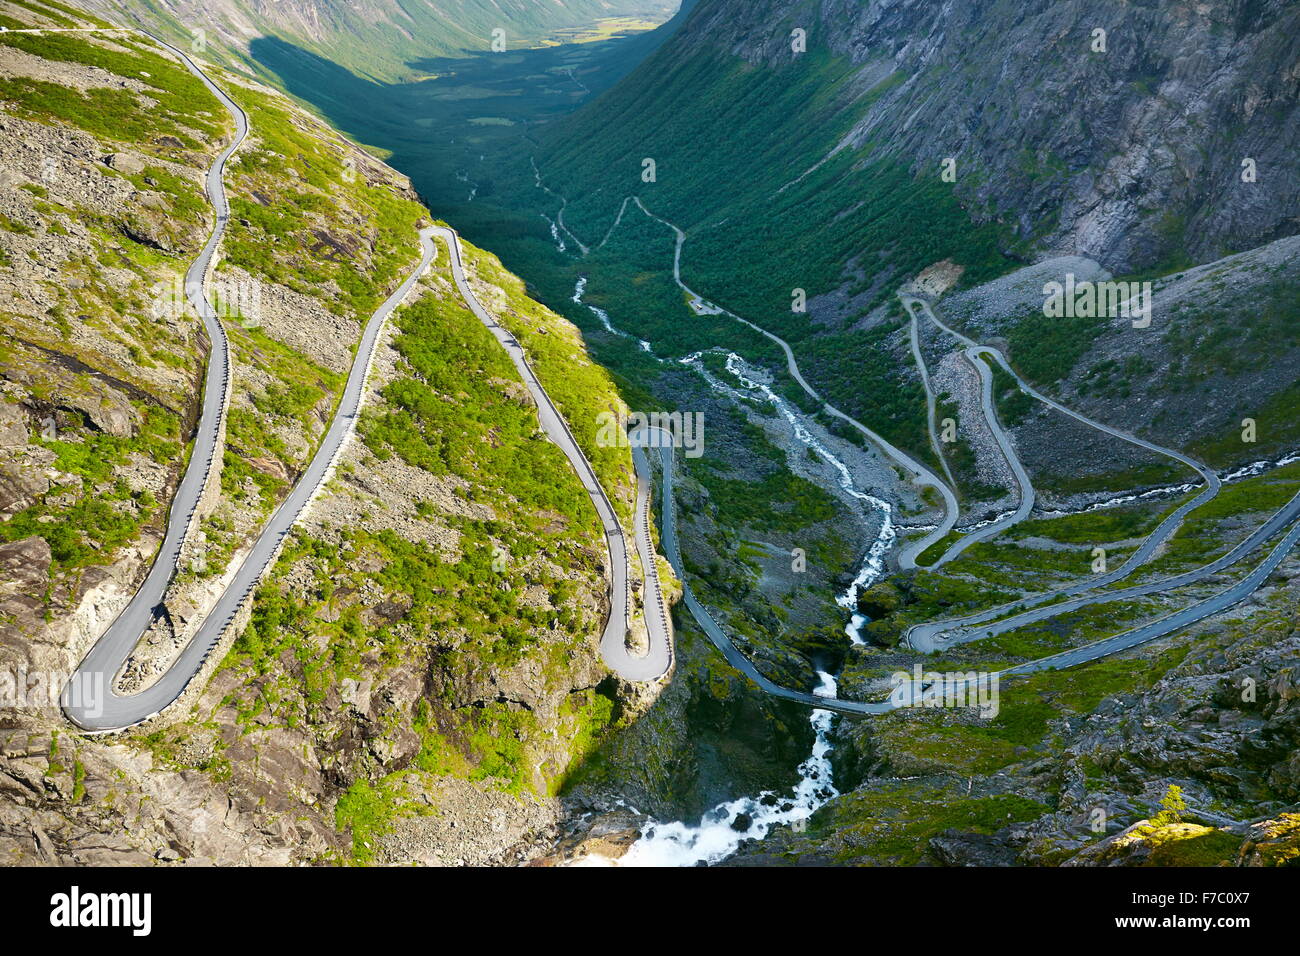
[611,0,1300,272]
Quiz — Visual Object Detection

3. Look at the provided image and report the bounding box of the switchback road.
[62,34,247,730]
[430,226,673,682]
[639,423,1299,715]
[63,38,438,729]
[900,295,1226,653]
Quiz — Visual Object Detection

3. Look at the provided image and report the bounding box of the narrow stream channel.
[572,276,654,353]
[681,348,894,646]
[567,279,893,864]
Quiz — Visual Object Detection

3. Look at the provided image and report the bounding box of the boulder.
[1237,812,1300,866]
[0,461,50,515]
[928,828,1018,866]
[102,152,145,176]
[0,403,28,447]
[245,455,289,483]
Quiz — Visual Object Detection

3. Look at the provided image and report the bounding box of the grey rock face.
[668,0,1300,271]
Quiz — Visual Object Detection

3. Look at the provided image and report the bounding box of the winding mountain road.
[62,40,439,731]
[518,172,1299,714]
[630,198,959,570]
[929,485,1300,655]
[998,507,1300,676]
[638,421,1300,715]
[931,346,1037,565]
[430,226,673,682]
[46,24,1291,738]
[900,295,1227,653]
[528,176,1300,716]
[633,428,896,716]
[61,34,246,731]
[909,305,958,491]
[902,297,1037,567]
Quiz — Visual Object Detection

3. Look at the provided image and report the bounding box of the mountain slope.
[83,0,679,81]
[0,0,650,864]
[77,1,692,234]
[488,0,1300,866]
[495,0,1299,480]
[538,0,1299,273]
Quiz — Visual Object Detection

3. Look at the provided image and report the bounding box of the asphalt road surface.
[903,299,1036,567]
[922,485,1300,654]
[63,39,439,729]
[62,35,249,731]
[494,182,1295,715]
[430,226,673,682]
[900,294,1225,652]
[928,345,1038,565]
[633,427,896,715]
[68,82,1281,728]
[910,304,959,491]
[639,423,1300,716]
[1002,500,1300,677]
